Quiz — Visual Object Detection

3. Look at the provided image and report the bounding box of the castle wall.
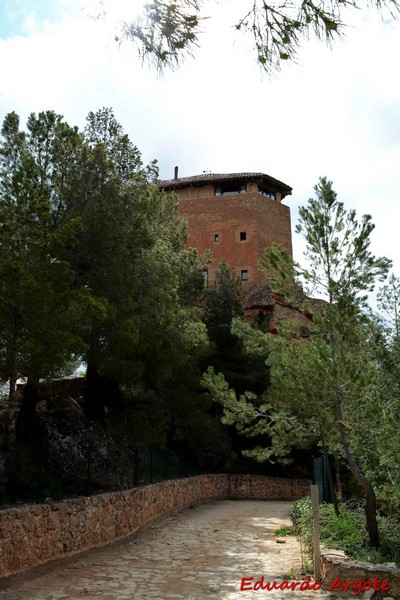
[178,191,292,285]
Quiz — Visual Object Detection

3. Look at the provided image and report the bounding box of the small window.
[202,270,209,287]
[241,270,249,281]
[214,183,247,196]
[258,189,276,200]
[214,233,220,242]
[240,231,247,241]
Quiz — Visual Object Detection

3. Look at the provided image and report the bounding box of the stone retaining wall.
[0,474,309,579]
[321,548,400,599]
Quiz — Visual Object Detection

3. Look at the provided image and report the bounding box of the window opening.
[215,183,247,196]
[258,189,276,200]
[214,233,220,242]
[240,231,247,241]
[241,270,249,281]
[202,270,209,287]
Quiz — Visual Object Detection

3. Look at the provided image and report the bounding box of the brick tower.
[160,170,293,292]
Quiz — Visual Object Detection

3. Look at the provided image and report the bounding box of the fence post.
[36,437,45,504]
[178,457,183,478]
[134,445,138,486]
[311,484,321,581]
[191,450,195,476]
[164,448,168,480]
[85,441,93,496]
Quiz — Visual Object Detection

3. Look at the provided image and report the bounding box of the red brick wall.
[177,190,292,286]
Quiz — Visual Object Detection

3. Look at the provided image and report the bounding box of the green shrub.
[377,517,400,564]
[290,495,312,532]
[290,496,400,565]
[275,525,294,536]
[318,504,367,555]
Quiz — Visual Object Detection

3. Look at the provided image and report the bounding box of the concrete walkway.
[0,500,343,600]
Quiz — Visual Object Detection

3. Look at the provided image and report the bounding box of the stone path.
[0,500,345,600]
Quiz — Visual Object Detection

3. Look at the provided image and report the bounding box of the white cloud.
[0,1,399,275]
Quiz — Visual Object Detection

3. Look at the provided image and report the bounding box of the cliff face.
[35,395,135,491]
[0,390,136,499]
[1,380,234,502]
[243,284,312,334]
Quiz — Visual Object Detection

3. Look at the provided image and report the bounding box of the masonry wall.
[320,548,400,599]
[0,474,310,579]
[178,191,292,286]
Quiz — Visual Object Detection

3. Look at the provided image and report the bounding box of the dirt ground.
[0,499,346,600]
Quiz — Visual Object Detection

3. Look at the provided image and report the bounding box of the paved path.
[0,500,343,600]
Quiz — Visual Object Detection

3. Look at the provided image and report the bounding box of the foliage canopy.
[0,107,209,425]
[105,0,400,73]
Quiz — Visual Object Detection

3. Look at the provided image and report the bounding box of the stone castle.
[161,169,305,332]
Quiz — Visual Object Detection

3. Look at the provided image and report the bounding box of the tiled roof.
[160,172,292,195]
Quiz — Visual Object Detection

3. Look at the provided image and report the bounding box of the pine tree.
[204,177,392,548]
[107,0,400,73]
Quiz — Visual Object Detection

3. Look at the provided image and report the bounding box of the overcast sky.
[1,0,399,281]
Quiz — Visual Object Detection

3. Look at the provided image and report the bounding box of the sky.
[0,0,400,282]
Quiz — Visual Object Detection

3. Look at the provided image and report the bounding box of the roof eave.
[160,172,292,196]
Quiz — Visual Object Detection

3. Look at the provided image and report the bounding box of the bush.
[377,517,400,564]
[318,504,367,556]
[290,495,312,532]
[290,496,400,565]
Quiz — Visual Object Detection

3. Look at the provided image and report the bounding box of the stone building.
[161,171,292,283]
[161,170,307,332]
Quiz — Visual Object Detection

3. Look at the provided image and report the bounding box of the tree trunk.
[85,361,119,421]
[320,427,339,516]
[7,372,18,498]
[16,375,40,441]
[6,319,20,495]
[84,361,102,420]
[338,398,380,548]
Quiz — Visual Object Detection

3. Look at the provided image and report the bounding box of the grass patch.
[275,525,294,536]
[280,567,300,580]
